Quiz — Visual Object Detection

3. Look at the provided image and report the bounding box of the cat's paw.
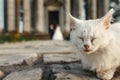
[97,70,114,80]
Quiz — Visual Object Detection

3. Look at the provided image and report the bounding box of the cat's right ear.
[68,13,76,27]
[68,13,79,30]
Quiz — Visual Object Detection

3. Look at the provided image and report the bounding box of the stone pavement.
[0,40,119,80]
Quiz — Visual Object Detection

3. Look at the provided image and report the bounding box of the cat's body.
[69,9,120,80]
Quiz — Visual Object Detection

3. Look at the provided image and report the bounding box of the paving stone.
[49,63,120,80]
[43,53,81,63]
[0,70,5,79]
[3,68,42,80]
[49,63,98,80]
[0,53,38,66]
[0,41,77,54]
[54,71,120,80]
[54,72,83,80]
[54,72,99,80]
[0,41,75,50]
[0,41,120,80]
[0,40,78,66]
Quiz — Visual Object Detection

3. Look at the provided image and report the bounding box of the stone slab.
[0,41,77,54]
[0,70,5,79]
[54,72,98,80]
[3,68,42,80]
[0,53,38,66]
[43,53,81,63]
[49,63,120,80]
[0,40,78,67]
[49,63,99,80]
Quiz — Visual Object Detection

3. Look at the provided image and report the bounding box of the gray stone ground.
[0,40,119,80]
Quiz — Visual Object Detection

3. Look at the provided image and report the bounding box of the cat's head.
[69,9,114,54]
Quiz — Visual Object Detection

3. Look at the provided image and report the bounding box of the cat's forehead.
[77,20,99,36]
[83,20,98,26]
[78,20,97,30]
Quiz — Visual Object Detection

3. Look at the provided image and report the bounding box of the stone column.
[92,0,97,19]
[65,0,71,32]
[97,0,103,18]
[0,0,4,32]
[7,0,15,31]
[71,0,79,18]
[23,0,31,32]
[97,0,109,18]
[37,0,44,33]
[78,0,83,19]
[16,0,21,33]
[103,0,110,14]
[86,0,97,19]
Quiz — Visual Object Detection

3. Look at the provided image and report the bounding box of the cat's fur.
[69,9,120,80]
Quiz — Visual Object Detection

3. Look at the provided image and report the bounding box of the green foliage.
[0,33,35,44]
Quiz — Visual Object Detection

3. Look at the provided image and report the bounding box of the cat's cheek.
[91,40,98,48]
[92,41,96,46]
[92,39,98,46]
[76,39,83,49]
[92,40,100,50]
[77,38,82,43]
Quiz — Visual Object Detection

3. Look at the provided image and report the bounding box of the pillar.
[23,0,31,32]
[7,0,15,31]
[92,0,97,19]
[15,0,21,32]
[103,0,110,14]
[86,0,97,19]
[71,0,79,18]
[37,0,44,33]
[78,0,83,19]
[0,0,4,32]
[65,0,71,32]
[4,0,8,32]
[97,0,103,18]
[97,0,109,18]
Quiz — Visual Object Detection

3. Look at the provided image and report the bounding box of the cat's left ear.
[100,8,115,29]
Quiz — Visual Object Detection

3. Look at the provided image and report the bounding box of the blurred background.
[0,0,119,43]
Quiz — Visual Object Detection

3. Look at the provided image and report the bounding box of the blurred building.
[1,0,110,35]
[0,0,4,32]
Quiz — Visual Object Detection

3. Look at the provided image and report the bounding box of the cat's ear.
[100,8,115,29]
[68,13,82,30]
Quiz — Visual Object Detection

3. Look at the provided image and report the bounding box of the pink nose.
[84,44,89,49]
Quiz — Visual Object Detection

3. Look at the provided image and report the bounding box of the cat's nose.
[84,44,89,49]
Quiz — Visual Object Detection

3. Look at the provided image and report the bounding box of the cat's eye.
[91,37,96,42]
[72,28,75,30]
[79,37,84,41]
[71,28,75,31]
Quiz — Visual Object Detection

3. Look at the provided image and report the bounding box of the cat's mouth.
[84,49,91,52]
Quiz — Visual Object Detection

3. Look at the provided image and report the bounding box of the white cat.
[69,9,120,80]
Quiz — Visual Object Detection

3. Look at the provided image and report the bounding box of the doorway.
[48,11,59,39]
[49,11,59,28]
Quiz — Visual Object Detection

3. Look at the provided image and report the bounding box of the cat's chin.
[83,51,92,54]
[83,49,96,54]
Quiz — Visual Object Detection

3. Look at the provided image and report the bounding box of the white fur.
[70,9,120,80]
